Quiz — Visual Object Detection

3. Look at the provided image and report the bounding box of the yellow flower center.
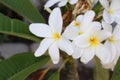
[52,32,61,40]
[108,36,114,44]
[108,8,113,14]
[89,37,99,47]
[73,21,80,27]
[78,31,83,35]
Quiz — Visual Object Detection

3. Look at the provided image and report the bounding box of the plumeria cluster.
[29,0,120,69]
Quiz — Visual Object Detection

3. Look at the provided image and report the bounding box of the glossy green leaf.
[112,57,120,80]
[0,13,40,42]
[48,71,60,80]
[92,2,102,14]
[94,57,109,80]
[0,52,49,80]
[0,0,45,23]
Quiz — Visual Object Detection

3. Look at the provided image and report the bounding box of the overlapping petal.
[73,34,90,48]
[59,38,73,55]
[96,44,112,64]
[102,21,112,33]
[80,47,95,64]
[62,24,79,40]
[96,30,111,42]
[113,24,120,40]
[72,46,82,59]
[49,42,60,64]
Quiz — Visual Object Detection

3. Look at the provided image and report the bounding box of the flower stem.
[64,56,79,80]
[62,52,79,80]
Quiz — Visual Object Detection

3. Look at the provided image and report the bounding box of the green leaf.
[92,2,102,14]
[111,57,120,80]
[48,71,60,80]
[0,52,49,80]
[0,13,40,42]
[94,57,109,80]
[0,0,45,23]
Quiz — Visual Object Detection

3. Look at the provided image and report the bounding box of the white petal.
[76,15,83,23]
[34,38,53,57]
[83,22,101,34]
[96,44,112,64]
[72,45,82,59]
[29,23,52,37]
[115,42,120,53]
[102,62,115,70]
[44,0,60,7]
[62,23,79,40]
[99,0,109,9]
[49,42,60,64]
[115,15,120,24]
[59,38,73,55]
[103,10,114,24]
[83,10,95,24]
[113,24,120,40]
[104,41,117,61]
[49,8,62,34]
[58,0,68,7]
[102,21,112,32]
[113,54,120,64]
[69,0,78,4]
[96,30,111,42]
[73,34,90,48]
[80,48,95,64]
[110,0,120,10]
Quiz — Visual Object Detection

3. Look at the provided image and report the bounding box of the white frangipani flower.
[29,8,73,64]
[73,24,112,64]
[44,0,78,8]
[102,21,120,68]
[99,0,120,24]
[63,10,101,59]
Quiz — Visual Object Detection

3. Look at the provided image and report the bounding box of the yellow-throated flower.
[29,8,73,64]
[99,0,120,24]
[73,23,112,64]
[102,21,120,69]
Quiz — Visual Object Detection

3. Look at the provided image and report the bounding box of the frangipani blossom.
[73,24,112,64]
[29,8,73,64]
[99,0,120,24]
[63,10,101,59]
[44,0,78,8]
[102,21,120,68]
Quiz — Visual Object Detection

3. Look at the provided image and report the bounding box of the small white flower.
[73,24,112,64]
[63,10,101,59]
[99,0,120,24]
[29,8,73,64]
[102,21,120,67]
[44,0,78,8]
